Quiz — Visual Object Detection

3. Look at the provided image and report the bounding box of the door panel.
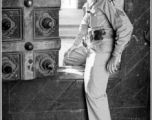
[2,53,22,80]
[34,8,59,39]
[118,0,150,79]
[34,50,58,78]
[2,0,61,80]
[2,8,23,41]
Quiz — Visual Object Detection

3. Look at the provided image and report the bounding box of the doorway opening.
[59,0,87,66]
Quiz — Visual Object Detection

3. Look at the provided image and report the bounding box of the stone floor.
[59,9,83,66]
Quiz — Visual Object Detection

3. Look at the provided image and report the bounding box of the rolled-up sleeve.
[102,0,133,56]
[74,13,90,46]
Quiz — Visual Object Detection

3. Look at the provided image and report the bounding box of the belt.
[89,29,113,41]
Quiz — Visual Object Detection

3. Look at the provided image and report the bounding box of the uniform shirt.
[74,0,133,57]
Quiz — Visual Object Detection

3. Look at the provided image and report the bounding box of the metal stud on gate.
[2,63,13,74]
[24,0,33,7]
[24,42,34,51]
[2,19,11,31]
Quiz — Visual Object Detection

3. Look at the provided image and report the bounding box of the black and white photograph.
[1,0,151,119]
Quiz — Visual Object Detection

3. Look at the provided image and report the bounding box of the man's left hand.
[107,56,121,74]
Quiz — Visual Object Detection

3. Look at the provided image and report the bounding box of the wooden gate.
[2,0,61,80]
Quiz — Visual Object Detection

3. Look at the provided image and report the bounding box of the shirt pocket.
[90,10,107,28]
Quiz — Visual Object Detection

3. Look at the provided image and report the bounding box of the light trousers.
[64,38,114,120]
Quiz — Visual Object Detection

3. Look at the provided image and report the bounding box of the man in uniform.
[63,0,133,119]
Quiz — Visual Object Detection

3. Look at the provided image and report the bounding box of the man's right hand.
[107,55,121,74]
